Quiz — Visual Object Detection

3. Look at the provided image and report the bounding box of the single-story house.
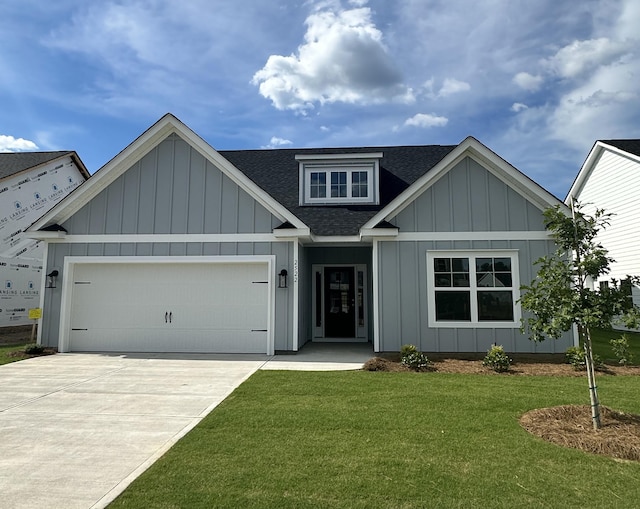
[566,139,640,309]
[0,151,89,326]
[28,114,573,354]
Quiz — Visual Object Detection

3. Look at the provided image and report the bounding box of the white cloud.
[0,135,38,152]
[404,113,448,128]
[41,1,280,118]
[543,38,632,79]
[420,77,470,99]
[513,72,543,91]
[438,78,470,97]
[510,103,528,113]
[252,5,413,111]
[548,66,640,147]
[262,136,293,149]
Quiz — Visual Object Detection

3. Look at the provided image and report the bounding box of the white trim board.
[377,231,553,242]
[372,239,380,352]
[33,233,289,244]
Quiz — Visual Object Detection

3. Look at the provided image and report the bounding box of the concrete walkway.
[0,344,372,509]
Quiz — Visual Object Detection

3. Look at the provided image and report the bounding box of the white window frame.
[296,153,381,206]
[426,250,521,328]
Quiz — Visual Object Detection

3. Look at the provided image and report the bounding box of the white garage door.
[66,261,270,353]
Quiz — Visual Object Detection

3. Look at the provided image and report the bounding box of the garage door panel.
[68,261,271,354]
[70,329,268,354]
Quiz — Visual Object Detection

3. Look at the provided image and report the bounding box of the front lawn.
[110,371,640,508]
[591,327,640,364]
[0,341,31,365]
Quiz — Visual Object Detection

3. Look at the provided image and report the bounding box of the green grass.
[0,341,31,365]
[591,327,640,364]
[110,371,640,508]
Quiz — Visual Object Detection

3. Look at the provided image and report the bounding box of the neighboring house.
[0,152,89,326]
[27,114,573,354]
[566,139,640,310]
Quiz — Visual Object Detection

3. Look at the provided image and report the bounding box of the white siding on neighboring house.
[571,147,640,308]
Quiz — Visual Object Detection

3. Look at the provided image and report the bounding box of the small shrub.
[400,344,431,372]
[565,346,585,370]
[24,344,45,355]
[610,334,634,366]
[482,345,511,372]
[400,344,418,357]
[565,345,604,370]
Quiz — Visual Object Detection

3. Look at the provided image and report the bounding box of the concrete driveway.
[0,353,269,509]
[0,344,372,509]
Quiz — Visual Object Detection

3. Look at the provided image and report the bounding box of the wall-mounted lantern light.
[278,269,288,288]
[46,270,59,289]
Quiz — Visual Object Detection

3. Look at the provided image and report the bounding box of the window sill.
[429,321,520,329]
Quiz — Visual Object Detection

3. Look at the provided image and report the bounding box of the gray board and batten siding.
[375,156,573,353]
[41,134,297,351]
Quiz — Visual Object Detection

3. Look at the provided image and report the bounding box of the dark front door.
[324,267,355,338]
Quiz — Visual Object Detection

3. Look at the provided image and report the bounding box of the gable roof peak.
[0,151,88,181]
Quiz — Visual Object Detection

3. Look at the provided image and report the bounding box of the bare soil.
[0,325,34,345]
[364,356,640,461]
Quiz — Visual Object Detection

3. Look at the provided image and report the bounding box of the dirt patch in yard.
[0,325,34,345]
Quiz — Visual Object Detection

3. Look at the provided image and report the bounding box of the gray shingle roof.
[220,145,456,236]
[0,151,74,181]
[601,139,640,158]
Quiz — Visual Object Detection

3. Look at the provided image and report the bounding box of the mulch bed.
[521,405,640,461]
[363,356,640,376]
[364,356,640,461]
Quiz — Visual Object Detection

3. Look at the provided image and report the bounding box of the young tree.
[519,201,640,430]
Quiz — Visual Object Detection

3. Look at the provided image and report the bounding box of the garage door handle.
[165,311,168,323]
[169,312,172,323]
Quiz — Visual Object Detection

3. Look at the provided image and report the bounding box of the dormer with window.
[296,153,382,206]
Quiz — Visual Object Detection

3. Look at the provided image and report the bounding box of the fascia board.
[565,141,640,204]
[565,142,602,204]
[600,142,640,164]
[273,227,311,239]
[295,153,383,161]
[26,231,67,240]
[27,113,309,233]
[359,228,398,238]
[70,152,92,180]
[27,116,176,232]
[309,234,362,244]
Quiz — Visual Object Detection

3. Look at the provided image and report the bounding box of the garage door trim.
[58,255,276,354]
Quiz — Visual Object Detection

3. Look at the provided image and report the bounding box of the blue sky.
[1,0,639,199]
